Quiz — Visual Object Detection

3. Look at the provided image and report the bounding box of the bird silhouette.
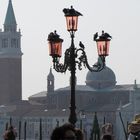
[79,41,85,49]
[63,7,83,16]
[48,32,54,40]
[63,8,70,14]
[104,32,112,39]
[93,32,98,41]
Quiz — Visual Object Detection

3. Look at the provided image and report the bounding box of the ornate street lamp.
[47,6,112,126]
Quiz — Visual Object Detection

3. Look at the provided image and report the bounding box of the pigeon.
[104,32,112,39]
[79,41,85,49]
[93,32,98,41]
[63,8,70,14]
[63,6,83,16]
[48,32,54,40]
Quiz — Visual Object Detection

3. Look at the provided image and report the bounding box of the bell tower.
[0,0,23,104]
[47,68,54,93]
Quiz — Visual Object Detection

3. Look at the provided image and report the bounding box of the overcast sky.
[0,0,140,100]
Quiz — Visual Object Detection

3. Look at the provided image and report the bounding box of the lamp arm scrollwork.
[75,43,105,72]
[53,48,71,73]
[52,42,106,73]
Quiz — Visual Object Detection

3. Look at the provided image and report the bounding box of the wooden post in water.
[39,118,42,140]
[18,121,21,140]
[24,121,27,140]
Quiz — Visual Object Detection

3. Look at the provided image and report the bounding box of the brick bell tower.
[0,0,23,104]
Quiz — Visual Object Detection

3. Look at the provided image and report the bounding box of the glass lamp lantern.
[47,31,63,58]
[96,31,111,56]
[96,38,110,56]
[63,6,82,32]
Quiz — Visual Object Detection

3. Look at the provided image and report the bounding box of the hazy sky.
[0,0,140,100]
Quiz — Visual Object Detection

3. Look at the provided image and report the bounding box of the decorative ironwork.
[47,6,112,126]
[48,30,111,73]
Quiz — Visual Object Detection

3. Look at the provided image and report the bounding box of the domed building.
[28,65,140,140]
[29,66,129,111]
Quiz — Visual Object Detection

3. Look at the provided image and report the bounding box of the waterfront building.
[0,1,140,140]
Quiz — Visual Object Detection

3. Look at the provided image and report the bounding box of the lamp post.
[47,6,112,126]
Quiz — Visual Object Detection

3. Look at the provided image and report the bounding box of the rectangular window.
[11,39,18,48]
[2,39,8,48]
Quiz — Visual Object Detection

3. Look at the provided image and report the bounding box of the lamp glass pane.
[48,42,62,57]
[66,16,78,31]
[54,42,62,57]
[97,40,110,56]
[48,42,52,56]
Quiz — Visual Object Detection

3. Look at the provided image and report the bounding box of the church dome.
[85,66,116,89]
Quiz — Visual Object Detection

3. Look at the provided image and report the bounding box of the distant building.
[0,1,140,140]
[29,66,140,140]
[0,0,22,104]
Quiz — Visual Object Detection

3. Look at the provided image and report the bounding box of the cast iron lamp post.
[47,6,112,126]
